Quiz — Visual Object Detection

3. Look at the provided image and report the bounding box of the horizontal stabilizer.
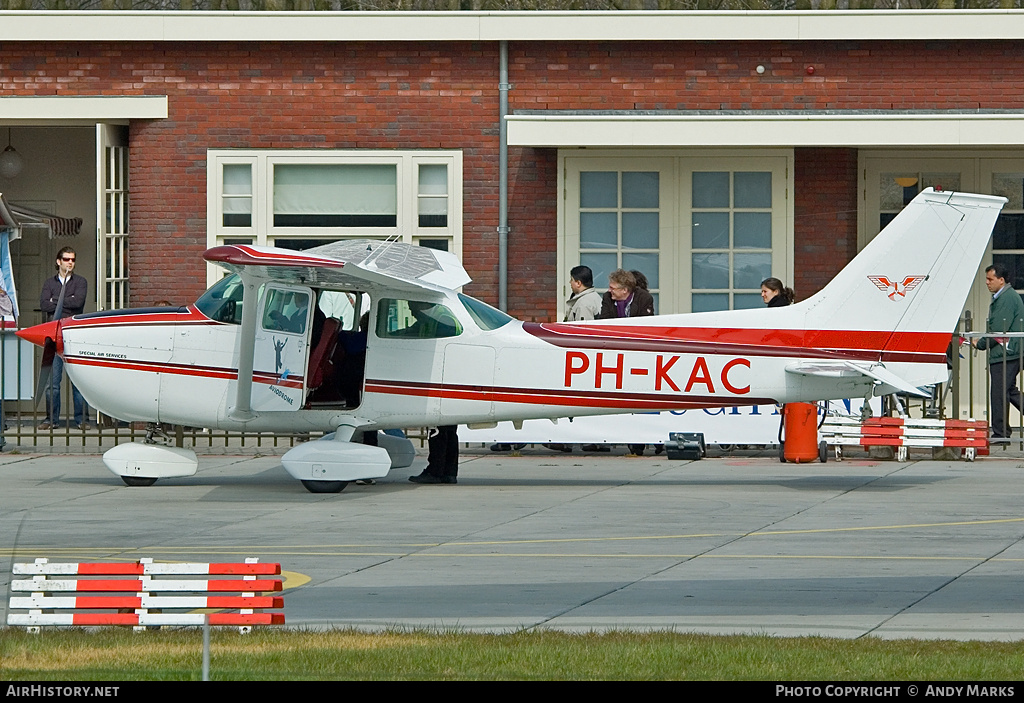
[787,361,931,398]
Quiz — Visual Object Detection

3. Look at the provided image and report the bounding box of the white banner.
[459,398,881,446]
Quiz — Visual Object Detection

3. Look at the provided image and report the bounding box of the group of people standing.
[561,266,795,456]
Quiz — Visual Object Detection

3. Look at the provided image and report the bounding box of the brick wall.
[793,148,859,300]
[3,39,1021,319]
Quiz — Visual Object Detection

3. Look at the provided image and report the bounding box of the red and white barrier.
[8,557,284,630]
[821,417,988,461]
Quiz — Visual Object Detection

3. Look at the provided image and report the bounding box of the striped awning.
[0,193,82,240]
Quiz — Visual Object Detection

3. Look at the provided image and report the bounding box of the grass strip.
[3,628,1023,680]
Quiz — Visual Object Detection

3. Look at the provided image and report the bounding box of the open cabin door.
[252,284,312,412]
[96,124,128,311]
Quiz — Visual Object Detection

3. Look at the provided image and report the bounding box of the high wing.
[204,239,471,421]
[786,361,932,398]
[203,238,471,296]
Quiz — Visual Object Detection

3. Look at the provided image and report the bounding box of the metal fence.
[1,318,1018,451]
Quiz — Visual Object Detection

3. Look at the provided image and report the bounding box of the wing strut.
[230,271,259,421]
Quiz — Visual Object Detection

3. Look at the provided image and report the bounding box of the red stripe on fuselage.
[60,307,218,330]
[365,379,776,409]
[524,323,948,364]
[66,355,305,389]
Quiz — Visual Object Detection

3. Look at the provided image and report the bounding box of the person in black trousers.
[409,425,459,484]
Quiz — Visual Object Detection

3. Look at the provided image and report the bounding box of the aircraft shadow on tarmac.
[56,467,952,495]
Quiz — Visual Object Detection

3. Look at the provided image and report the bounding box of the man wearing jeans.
[38,246,89,430]
[975,263,1024,440]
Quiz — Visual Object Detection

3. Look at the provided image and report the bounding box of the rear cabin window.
[376,299,462,339]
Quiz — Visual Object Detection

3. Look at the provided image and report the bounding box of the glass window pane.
[622,253,658,290]
[418,204,448,228]
[734,212,772,249]
[418,164,448,195]
[581,253,618,289]
[992,174,1024,210]
[262,289,309,335]
[692,253,729,289]
[880,174,919,210]
[692,212,729,249]
[733,172,771,208]
[621,212,659,249]
[223,164,252,228]
[692,172,729,208]
[223,164,252,194]
[580,212,618,249]
[734,253,772,289]
[580,172,618,208]
[733,293,764,310]
[417,164,449,228]
[692,293,728,313]
[993,254,1024,290]
[376,299,461,339]
[993,214,1024,250]
[417,238,449,252]
[223,199,252,228]
[274,164,397,227]
[621,171,659,209]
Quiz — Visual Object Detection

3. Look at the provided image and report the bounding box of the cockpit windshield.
[195,273,245,324]
[458,293,513,330]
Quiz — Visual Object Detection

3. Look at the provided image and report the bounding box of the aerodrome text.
[6,686,119,697]
[564,351,750,394]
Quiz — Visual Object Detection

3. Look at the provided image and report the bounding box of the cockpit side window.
[262,288,310,334]
[195,273,245,325]
[376,299,462,339]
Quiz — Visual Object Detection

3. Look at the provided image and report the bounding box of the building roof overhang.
[3,9,1024,43]
[506,111,1024,148]
[0,96,168,125]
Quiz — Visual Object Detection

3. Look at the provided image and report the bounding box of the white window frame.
[207,149,462,285]
[559,149,793,317]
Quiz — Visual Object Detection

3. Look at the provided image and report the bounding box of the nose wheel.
[121,476,158,487]
[300,480,349,494]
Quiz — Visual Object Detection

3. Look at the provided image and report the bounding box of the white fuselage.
[53,288,946,434]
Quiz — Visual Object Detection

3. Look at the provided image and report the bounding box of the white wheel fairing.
[103,443,199,480]
[282,440,392,483]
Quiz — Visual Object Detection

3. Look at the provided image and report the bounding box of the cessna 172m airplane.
[15,189,1007,493]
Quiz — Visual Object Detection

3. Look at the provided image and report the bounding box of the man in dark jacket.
[39,246,89,430]
[974,263,1024,440]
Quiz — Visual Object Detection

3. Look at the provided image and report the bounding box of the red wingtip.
[17,320,61,350]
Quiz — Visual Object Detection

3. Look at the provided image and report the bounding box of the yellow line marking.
[3,515,1023,553]
[281,569,310,590]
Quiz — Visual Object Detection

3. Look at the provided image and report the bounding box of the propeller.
[33,282,66,411]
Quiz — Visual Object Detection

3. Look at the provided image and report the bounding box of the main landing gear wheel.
[819,440,828,463]
[778,441,787,463]
[121,476,158,487]
[301,480,349,494]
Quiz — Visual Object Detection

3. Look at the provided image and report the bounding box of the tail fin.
[801,189,1005,341]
